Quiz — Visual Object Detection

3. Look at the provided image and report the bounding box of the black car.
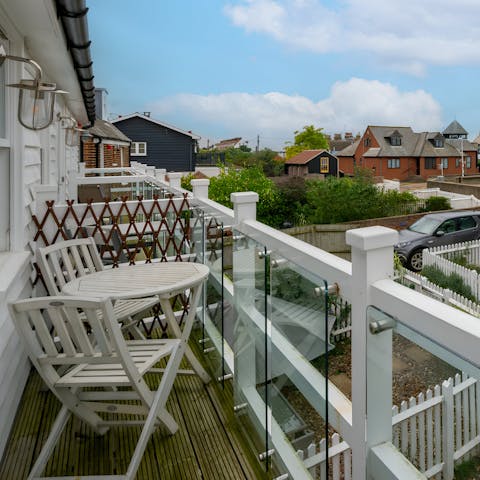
[394,210,480,271]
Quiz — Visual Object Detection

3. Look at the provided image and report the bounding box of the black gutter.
[55,0,96,126]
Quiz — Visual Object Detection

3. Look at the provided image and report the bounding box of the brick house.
[82,119,131,169]
[284,149,339,177]
[337,123,478,181]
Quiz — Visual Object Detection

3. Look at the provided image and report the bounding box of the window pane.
[139,143,145,154]
[458,216,475,230]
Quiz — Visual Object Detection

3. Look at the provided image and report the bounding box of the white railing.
[302,373,480,480]
[423,240,480,301]
[69,165,480,480]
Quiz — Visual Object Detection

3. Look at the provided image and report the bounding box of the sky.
[88,0,480,151]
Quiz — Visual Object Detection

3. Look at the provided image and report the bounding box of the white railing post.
[231,192,259,224]
[78,162,86,178]
[191,179,210,199]
[155,168,166,183]
[168,172,182,190]
[346,226,398,480]
[145,166,155,178]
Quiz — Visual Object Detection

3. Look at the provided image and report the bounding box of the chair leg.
[28,405,71,480]
[159,290,211,384]
[126,342,184,479]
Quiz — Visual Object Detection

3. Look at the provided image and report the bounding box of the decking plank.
[0,355,265,480]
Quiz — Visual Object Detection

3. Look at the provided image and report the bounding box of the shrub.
[181,172,194,191]
[422,265,476,301]
[425,196,451,211]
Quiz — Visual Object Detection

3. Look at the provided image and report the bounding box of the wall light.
[0,46,67,130]
[58,114,84,147]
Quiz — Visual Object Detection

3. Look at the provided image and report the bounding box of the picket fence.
[423,240,480,302]
[400,270,480,318]
[298,373,480,480]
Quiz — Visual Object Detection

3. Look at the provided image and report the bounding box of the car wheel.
[408,248,424,272]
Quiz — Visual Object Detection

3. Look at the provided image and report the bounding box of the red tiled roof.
[285,149,328,165]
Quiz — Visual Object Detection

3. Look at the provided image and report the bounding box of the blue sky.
[89,0,480,150]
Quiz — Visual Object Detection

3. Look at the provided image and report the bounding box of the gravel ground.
[278,334,479,478]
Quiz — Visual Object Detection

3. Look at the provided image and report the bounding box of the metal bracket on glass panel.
[368,306,397,334]
[233,402,248,412]
[314,283,339,296]
[202,346,216,353]
[258,249,272,259]
[217,373,233,382]
[273,475,289,480]
[270,257,287,268]
[259,449,275,461]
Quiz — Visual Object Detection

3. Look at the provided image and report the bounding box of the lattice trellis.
[32,194,199,334]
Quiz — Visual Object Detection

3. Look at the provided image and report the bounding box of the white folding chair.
[36,237,158,338]
[9,296,185,480]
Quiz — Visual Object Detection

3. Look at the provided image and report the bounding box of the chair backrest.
[37,238,105,295]
[8,296,137,388]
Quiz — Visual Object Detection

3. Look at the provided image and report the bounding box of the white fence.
[401,270,480,317]
[301,373,480,480]
[423,240,480,302]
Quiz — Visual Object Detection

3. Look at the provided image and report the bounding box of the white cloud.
[224,0,480,73]
[149,78,442,150]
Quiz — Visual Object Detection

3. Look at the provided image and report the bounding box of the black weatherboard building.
[112,113,200,171]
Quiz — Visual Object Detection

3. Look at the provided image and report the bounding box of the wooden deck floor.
[0,363,264,479]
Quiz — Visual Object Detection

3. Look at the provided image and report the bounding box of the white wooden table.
[62,262,211,383]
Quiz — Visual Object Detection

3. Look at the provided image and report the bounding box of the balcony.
[2,163,480,479]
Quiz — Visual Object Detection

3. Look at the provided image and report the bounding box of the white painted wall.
[0,3,84,460]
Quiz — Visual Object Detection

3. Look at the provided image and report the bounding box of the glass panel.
[366,305,477,478]
[269,252,329,477]
[232,233,270,474]
[390,319,463,477]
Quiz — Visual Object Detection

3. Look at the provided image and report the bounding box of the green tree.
[209,166,283,226]
[285,125,329,159]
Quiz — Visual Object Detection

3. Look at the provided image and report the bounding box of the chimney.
[345,132,353,139]
[334,133,342,140]
[94,88,109,121]
[143,112,151,118]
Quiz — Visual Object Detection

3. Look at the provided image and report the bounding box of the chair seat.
[57,339,181,387]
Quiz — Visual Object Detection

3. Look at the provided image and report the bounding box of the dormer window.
[434,138,444,148]
[364,137,371,147]
[390,135,402,146]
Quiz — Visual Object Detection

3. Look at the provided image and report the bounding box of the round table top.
[61,262,210,300]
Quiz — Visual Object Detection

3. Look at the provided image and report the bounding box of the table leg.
[159,286,210,384]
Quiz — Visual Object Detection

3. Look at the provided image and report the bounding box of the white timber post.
[191,179,210,199]
[346,226,398,480]
[155,168,166,183]
[230,191,260,446]
[168,172,182,190]
[231,192,259,224]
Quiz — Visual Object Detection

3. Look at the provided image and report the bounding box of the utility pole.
[256,134,259,152]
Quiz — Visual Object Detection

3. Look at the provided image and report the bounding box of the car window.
[458,216,476,230]
[438,219,457,234]
[408,216,442,234]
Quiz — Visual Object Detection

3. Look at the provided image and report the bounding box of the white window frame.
[387,158,400,169]
[441,157,448,169]
[320,156,329,173]
[131,141,147,156]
